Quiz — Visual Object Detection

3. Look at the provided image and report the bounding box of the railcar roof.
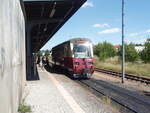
[52,38,92,50]
[69,38,92,43]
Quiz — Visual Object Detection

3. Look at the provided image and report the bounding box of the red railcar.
[52,38,94,78]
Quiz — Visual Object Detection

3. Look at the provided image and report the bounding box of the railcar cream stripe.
[46,71,85,113]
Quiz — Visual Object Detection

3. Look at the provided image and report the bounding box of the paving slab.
[23,68,119,113]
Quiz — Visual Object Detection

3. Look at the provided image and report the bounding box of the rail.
[78,79,150,113]
[95,68,150,84]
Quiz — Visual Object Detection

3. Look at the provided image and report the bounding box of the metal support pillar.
[26,24,39,80]
[121,0,125,83]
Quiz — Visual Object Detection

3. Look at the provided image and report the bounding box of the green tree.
[94,41,116,61]
[44,49,50,56]
[119,43,139,62]
[37,50,43,57]
[140,38,150,63]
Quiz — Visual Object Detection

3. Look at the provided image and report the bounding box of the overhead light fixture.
[43,28,47,32]
[49,8,55,18]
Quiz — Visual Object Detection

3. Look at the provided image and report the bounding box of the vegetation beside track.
[94,56,150,77]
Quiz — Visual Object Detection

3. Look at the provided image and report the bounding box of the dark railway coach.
[52,38,94,78]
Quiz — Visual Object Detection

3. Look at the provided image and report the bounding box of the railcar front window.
[73,44,91,58]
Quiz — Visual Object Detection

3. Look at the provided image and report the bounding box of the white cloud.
[128,32,141,37]
[98,28,121,34]
[135,39,147,44]
[126,39,147,44]
[146,29,150,33]
[82,1,94,8]
[128,29,150,37]
[93,24,110,28]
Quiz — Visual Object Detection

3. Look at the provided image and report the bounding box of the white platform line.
[46,71,85,113]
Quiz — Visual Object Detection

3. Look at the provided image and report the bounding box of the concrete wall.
[0,0,26,113]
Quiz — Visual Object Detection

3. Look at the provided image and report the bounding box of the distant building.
[114,45,120,52]
[135,46,144,52]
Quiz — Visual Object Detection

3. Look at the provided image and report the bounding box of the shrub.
[140,38,150,63]
[119,43,139,62]
[94,41,116,61]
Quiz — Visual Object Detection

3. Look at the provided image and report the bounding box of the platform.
[23,67,118,113]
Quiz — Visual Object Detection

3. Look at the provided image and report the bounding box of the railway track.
[95,68,150,84]
[78,78,150,113]
[47,62,150,112]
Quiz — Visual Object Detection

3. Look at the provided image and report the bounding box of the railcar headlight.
[74,62,80,65]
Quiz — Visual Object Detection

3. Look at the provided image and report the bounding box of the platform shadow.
[26,66,40,81]
[44,63,88,80]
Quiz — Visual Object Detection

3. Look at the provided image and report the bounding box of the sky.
[42,0,150,50]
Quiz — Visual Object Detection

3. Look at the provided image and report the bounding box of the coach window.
[67,44,71,56]
[64,46,67,57]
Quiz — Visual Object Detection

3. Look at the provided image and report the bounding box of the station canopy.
[23,0,86,52]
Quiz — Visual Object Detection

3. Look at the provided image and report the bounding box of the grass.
[102,96,111,104]
[18,91,31,113]
[18,104,31,113]
[94,56,150,77]
[102,96,121,112]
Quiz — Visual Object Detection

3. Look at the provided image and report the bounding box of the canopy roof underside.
[24,0,86,52]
